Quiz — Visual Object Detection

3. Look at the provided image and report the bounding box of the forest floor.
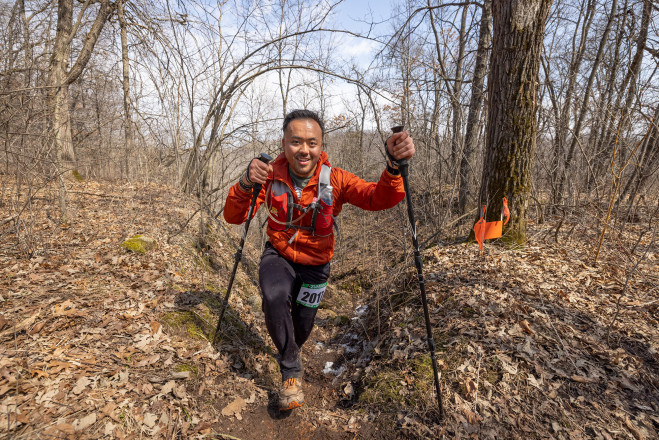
[0,178,657,439]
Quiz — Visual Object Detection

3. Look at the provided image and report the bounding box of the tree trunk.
[550,0,596,205]
[118,0,133,181]
[478,0,553,244]
[48,0,112,222]
[450,5,468,170]
[51,0,75,167]
[619,106,659,207]
[459,0,492,216]
[556,0,618,204]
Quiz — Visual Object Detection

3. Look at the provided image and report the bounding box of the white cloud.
[342,37,378,59]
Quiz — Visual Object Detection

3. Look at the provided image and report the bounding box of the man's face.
[282,118,323,177]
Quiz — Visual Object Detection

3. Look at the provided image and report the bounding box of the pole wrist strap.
[384,141,401,175]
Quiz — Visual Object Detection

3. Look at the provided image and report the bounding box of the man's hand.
[246,157,273,185]
[387,130,415,161]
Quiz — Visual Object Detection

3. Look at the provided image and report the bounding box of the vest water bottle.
[316,185,333,235]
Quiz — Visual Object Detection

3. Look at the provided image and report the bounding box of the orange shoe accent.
[279,378,304,411]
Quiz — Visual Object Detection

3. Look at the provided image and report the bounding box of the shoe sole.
[279,400,303,411]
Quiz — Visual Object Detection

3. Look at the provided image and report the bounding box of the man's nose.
[299,142,309,154]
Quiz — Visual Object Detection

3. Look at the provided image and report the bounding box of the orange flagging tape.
[474,197,510,250]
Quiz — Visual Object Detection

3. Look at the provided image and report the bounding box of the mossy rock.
[162,311,209,340]
[71,170,84,182]
[121,235,157,254]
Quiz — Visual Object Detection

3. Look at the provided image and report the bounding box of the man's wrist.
[238,173,254,192]
[386,164,401,176]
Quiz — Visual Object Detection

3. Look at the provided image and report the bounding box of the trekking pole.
[213,153,272,345]
[392,125,444,420]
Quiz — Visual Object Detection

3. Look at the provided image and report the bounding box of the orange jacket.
[224,151,405,265]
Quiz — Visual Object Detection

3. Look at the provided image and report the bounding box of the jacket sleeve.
[223,182,267,224]
[333,168,405,214]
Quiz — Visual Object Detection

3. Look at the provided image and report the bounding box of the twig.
[419,208,477,249]
[68,191,127,198]
[537,289,579,371]
[0,215,17,228]
[606,228,656,342]
[167,207,201,244]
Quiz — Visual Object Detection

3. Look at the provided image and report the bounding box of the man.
[224,109,415,411]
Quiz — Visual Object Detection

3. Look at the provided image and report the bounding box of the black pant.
[259,242,330,380]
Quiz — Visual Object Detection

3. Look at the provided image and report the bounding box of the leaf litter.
[0,179,657,439]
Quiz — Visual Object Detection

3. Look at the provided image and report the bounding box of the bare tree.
[459,0,491,216]
[49,0,112,222]
[117,0,133,180]
[479,0,553,244]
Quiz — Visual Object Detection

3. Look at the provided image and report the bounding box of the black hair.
[282,109,325,137]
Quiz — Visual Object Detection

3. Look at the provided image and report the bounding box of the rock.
[121,235,157,254]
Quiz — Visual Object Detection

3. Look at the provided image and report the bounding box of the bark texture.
[479,0,553,243]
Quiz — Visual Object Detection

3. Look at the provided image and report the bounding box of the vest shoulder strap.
[318,164,331,198]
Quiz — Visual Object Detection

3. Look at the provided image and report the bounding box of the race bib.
[296,282,327,308]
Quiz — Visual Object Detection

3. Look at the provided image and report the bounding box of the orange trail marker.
[474,197,510,250]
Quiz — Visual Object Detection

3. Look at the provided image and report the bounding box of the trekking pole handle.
[257,152,273,164]
[252,153,273,195]
[390,125,409,177]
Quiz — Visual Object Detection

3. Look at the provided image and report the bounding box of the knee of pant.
[261,285,290,309]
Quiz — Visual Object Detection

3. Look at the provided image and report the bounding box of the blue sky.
[335,0,390,28]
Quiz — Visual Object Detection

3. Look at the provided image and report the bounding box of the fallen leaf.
[73,413,97,431]
[150,321,162,336]
[221,397,246,419]
[527,374,543,389]
[47,360,72,374]
[462,406,481,425]
[101,402,119,422]
[161,380,176,395]
[54,300,79,316]
[571,375,596,384]
[519,319,534,334]
[624,417,644,440]
[500,359,518,375]
[104,421,116,436]
[173,384,186,399]
[28,321,46,335]
[55,423,75,435]
[136,354,160,368]
[30,369,49,379]
[143,413,158,428]
[73,376,91,394]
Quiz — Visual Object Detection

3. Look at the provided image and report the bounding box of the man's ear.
[281,137,285,150]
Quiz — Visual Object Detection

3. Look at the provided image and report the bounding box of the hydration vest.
[266,163,334,237]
